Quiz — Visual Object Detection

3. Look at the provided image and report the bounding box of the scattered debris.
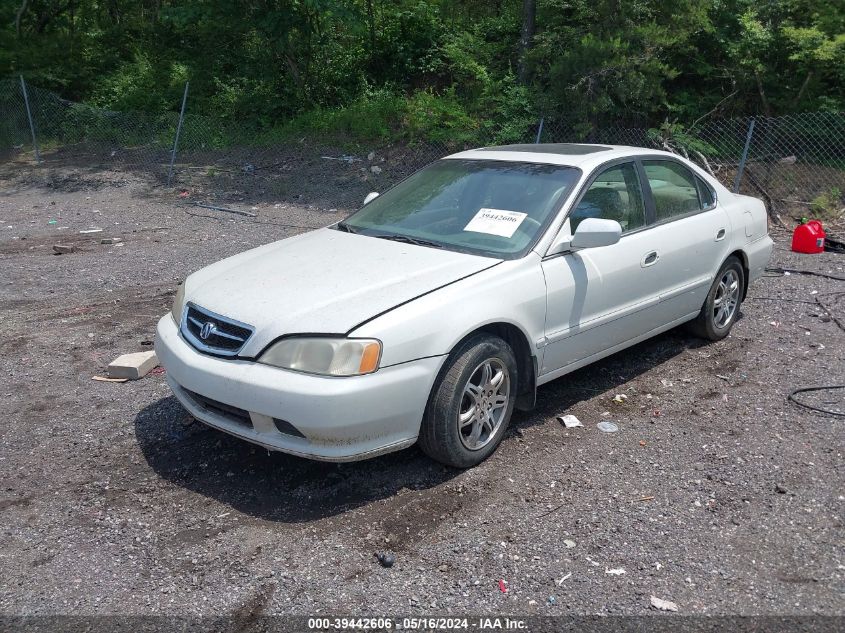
[558,414,583,428]
[716,374,730,381]
[47,219,57,224]
[52,243,75,254]
[775,483,789,494]
[612,394,628,403]
[605,567,626,576]
[108,351,159,380]
[660,379,673,387]
[650,595,679,612]
[639,440,647,447]
[370,165,383,174]
[498,579,508,593]
[547,596,556,605]
[100,237,122,245]
[91,375,128,383]
[562,539,576,549]
[79,228,103,234]
[638,496,655,502]
[149,366,166,376]
[597,421,619,433]
[584,556,600,567]
[178,190,190,198]
[556,573,572,585]
[367,151,376,161]
[375,552,395,568]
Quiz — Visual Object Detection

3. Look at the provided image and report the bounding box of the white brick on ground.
[108,351,158,380]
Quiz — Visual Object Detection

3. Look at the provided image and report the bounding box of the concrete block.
[101,237,123,245]
[108,351,158,380]
[53,243,75,254]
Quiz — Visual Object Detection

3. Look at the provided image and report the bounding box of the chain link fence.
[2,77,843,221]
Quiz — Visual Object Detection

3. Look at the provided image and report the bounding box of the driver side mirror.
[363,191,380,205]
[548,218,622,255]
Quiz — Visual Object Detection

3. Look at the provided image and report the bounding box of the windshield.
[338,159,580,258]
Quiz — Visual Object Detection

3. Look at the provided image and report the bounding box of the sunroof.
[480,143,612,155]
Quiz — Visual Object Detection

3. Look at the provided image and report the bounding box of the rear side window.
[642,160,703,222]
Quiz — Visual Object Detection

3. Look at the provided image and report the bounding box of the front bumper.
[154,315,444,461]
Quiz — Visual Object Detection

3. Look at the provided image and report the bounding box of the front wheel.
[688,256,745,341]
[419,334,517,468]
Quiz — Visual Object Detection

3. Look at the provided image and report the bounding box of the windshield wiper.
[335,221,358,234]
[373,234,443,249]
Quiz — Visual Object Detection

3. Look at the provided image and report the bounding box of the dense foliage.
[2,1,843,142]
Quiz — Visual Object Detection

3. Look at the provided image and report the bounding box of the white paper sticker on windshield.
[463,208,528,238]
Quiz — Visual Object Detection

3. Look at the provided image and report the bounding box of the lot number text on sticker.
[464,208,528,238]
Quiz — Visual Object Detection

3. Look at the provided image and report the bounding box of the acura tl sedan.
[156,144,772,467]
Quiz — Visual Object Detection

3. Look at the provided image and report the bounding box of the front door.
[540,161,664,375]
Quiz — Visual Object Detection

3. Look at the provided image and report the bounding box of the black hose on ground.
[788,385,845,418]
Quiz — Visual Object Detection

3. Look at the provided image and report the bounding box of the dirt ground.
[1,165,844,621]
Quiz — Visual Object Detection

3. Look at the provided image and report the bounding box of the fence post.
[19,76,41,163]
[733,118,755,193]
[167,81,189,187]
[535,117,545,144]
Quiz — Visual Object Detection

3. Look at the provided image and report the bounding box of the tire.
[419,334,517,468]
[687,256,745,341]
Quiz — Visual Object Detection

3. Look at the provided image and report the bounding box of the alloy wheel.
[713,269,740,329]
[457,359,510,451]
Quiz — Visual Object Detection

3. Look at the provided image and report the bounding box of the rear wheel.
[419,334,517,468]
[688,256,745,341]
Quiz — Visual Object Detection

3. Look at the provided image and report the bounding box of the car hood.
[184,228,501,356]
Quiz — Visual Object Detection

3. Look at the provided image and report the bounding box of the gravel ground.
[1,165,843,619]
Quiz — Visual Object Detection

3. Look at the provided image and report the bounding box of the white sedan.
[156,144,772,467]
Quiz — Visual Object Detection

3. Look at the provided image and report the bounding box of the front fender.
[351,255,547,370]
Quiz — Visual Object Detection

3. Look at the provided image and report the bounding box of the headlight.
[259,337,382,376]
[171,282,186,324]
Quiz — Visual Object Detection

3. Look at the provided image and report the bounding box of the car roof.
[445,143,679,170]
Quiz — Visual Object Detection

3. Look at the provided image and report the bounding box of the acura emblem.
[199,321,217,340]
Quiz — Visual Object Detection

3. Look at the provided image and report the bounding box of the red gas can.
[792,220,825,254]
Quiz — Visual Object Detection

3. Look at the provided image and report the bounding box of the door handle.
[715,228,726,241]
[641,251,660,267]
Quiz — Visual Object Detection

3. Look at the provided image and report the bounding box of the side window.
[642,160,703,222]
[569,163,646,233]
[696,176,716,209]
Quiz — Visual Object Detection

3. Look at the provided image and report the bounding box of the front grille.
[185,389,252,427]
[181,302,254,357]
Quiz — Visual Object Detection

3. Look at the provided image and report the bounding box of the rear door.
[638,159,732,319]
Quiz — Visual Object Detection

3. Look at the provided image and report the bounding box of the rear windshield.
[338,159,580,258]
